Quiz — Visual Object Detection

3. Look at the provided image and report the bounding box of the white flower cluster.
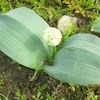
[58,15,77,34]
[43,27,62,47]
[43,15,77,47]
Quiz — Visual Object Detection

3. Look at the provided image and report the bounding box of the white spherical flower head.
[43,27,62,47]
[58,15,77,34]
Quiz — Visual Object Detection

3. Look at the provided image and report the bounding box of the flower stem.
[53,47,57,60]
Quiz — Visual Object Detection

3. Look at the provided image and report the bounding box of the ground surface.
[0,51,100,100]
[0,0,100,100]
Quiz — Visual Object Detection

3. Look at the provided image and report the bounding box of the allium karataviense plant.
[0,7,100,85]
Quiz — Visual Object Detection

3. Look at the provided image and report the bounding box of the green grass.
[0,0,100,100]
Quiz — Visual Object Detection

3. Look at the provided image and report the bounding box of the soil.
[0,51,100,100]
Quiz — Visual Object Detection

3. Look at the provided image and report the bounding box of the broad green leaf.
[91,17,100,33]
[44,34,100,85]
[6,7,53,57]
[0,14,48,69]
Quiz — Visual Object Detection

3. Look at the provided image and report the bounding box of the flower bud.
[58,15,77,34]
[43,27,62,47]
